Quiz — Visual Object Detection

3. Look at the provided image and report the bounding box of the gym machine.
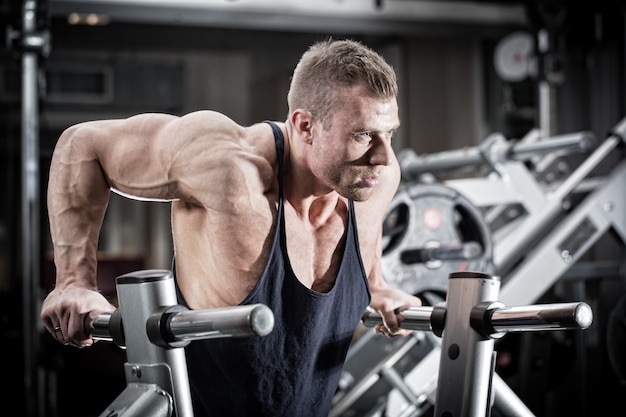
[88,269,275,417]
[398,115,625,303]
[379,125,598,297]
[84,268,592,417]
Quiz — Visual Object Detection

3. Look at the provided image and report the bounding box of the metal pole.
[434,272,501,417]
[21,1,41,415]
[115,270,195,417]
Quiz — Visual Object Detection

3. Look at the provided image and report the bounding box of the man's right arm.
[42,121,120,347]
[41,113,182,347]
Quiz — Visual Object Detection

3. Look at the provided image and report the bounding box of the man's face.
[309,84,399,202]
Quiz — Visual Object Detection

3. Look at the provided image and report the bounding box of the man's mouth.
[361,175,380,188]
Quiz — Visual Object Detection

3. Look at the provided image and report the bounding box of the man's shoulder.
[179,110,243,133]
[178,112,280,148]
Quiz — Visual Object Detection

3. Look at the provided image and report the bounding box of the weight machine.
[93,269,591,417]
[399,116,626,302]
[331,116,625,416]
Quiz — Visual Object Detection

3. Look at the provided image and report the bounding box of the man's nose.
[368,137,394,166]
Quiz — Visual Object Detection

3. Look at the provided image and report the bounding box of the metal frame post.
[110,270,194,417]
[435,272,501,417]
[95,269,275,417]
[16,1,50,414]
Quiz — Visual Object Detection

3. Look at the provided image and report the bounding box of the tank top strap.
[264,121,284,200]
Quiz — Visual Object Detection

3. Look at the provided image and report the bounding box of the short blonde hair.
[288,39,398,130]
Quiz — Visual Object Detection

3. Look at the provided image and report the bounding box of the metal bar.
[92,312,114,342]
[21,2,40,416]
[538,80,554,137]
[91,304,274,343]
[329,334,421,417]
[489,302,593,333]
[380,367,419,404]
[98,383,172,417]
[492,373,535,417]
[401,147,484,178]
[362,307,434,332]
[383,347,440,417]
[510,131,594,160]
[401,130,592,179]
[166,304,274,341]
[435,272,501,417]
[362,302,593,335]
[48,0,526,34]
[400,242,483,265]
[551,135,621,201]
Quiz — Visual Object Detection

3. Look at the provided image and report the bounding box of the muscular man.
[41,38,422,416]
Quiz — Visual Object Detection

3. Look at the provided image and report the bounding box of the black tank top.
[175,121,371,416]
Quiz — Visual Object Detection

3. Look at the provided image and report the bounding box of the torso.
[171,122,365,310]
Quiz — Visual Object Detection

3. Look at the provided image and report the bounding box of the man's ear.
[290,109,314,144]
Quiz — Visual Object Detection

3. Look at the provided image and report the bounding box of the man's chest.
[281,203,352,292]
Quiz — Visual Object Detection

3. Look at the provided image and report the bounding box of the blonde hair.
[288,39,398,130]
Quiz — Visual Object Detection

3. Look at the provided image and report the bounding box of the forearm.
[47,127,111,290]
[366,230,423,336]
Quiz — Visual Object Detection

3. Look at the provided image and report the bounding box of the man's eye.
[356,132,373,142]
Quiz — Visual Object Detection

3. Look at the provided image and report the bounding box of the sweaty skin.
[41,84,421,347]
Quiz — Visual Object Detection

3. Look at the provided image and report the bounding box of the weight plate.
[382,183,493,296]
